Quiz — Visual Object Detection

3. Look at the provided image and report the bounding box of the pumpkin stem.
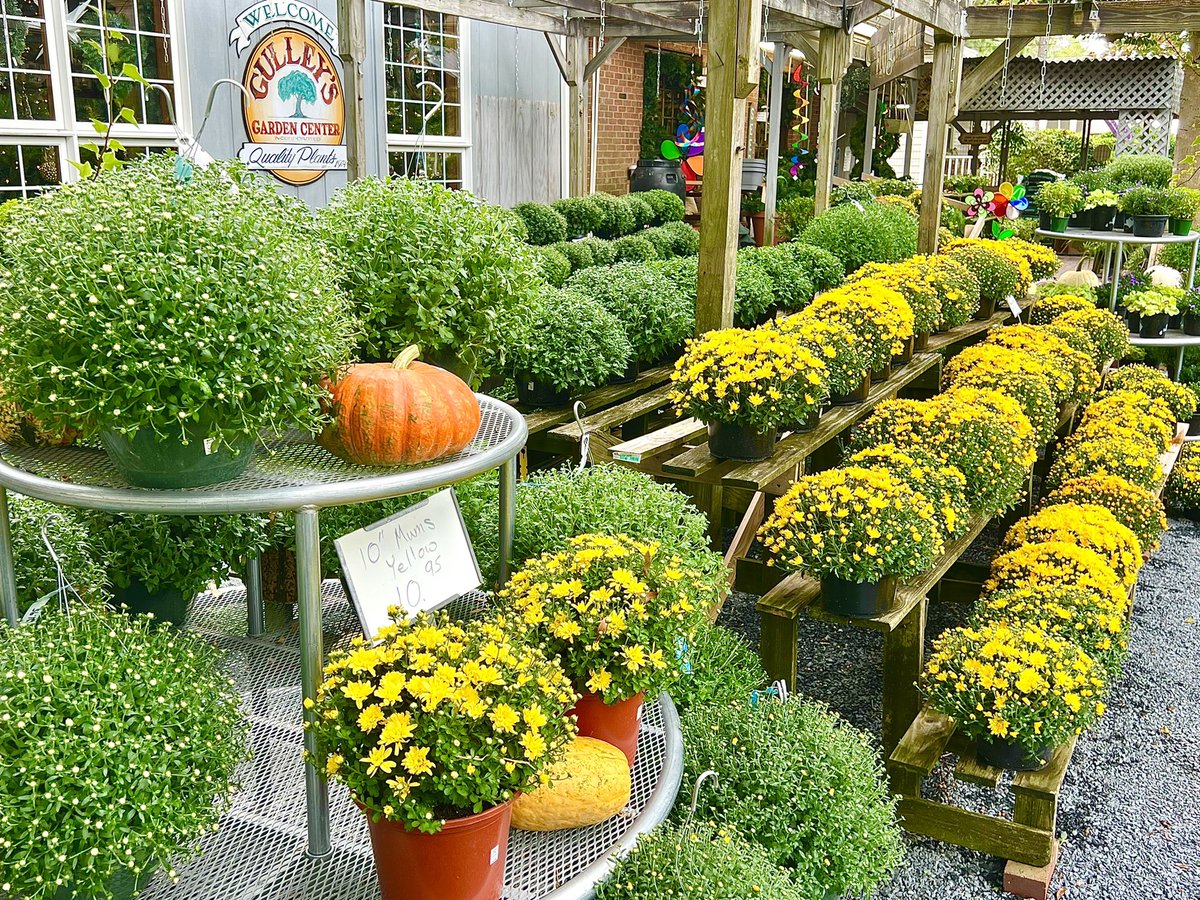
[392,345,421,370]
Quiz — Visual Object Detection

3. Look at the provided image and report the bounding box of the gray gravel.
[717,517,1200,898]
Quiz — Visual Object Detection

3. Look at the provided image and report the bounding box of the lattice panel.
[1115,109,1174,158]
[961,56,1182,117]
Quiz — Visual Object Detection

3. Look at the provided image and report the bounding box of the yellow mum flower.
[401,745,435,776]
[490,703,520,733]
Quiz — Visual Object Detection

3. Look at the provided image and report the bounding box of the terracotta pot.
[570,690,644,766]
[365,800,514,900]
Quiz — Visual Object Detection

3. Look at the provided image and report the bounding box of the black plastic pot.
[112,578,190,627]
[516,376,570,409]
[1089,205,1117,231]
[1188,411,1200,437]
[830,373,872,406]
[1132,214,1169,238]
[1037,210,1052,231]
[1184,314,1200,337]
[629,158,685,199]
[706,421,777,461]
[821,576,896,618]
[975,295,998,321]
[1066,210,1085,229]
[100,423,254,489]
[1170,313,1184,330]
[913,331,930,352]
[785,407,821,434]
[1170,216,1195,237]
[1126,311,1142,334]
[976,736,1052,772]
[1139,313,1170,338]
[870,361,892,384]
[892,336,914,367]
[611,358,641,384]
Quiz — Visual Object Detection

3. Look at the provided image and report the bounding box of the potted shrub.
[801,281,914,382]
[769,315,871,404]
[758,465,941,617]
[309,611,576,900]
[925,254,982,329]
[945,346,1060,447]
[1119,186,1172,237]
[0,607,248,899]
[6,495,106,615]
[550,195,605,238]
[847,444,972,544]
[1002,503,1142,587]
[1102,363,1199,421]
[1036,181,1084,233]
[1053,306,1131,364]
[498,533,719,764]
[1166,186,1200,236]
[1125,289,1179,338]
[1046,430,1164,493]
[506,288,631,408]
[1084,188,1120,231]
[924,619,1107,770]
[668,328,830,461]
[797,201,918,274]
[0,156,358,489]
[847,258,942,351]
[1044,473,1168,553]
[512,202,568,245]
[97,513,271,624]
[942,240,1030,319]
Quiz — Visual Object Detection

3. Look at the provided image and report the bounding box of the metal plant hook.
[572,401,591,472]
[194,78,254,146]
[682,770,718,830]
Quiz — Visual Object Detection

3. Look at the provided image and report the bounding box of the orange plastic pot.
[570,690,644,767]
[364,800,513,900]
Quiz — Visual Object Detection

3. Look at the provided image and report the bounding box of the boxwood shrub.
[579,235,617,266]
[622,192,655,229]
[612,233,659,263]
[641,188,686,224]
[782,242,844,293]
[591,192,636,238]
[741,245,816,313]
[513,201,568,245]
[567,262,684,362]
[798,201,918,273]
[1104,153,1174,189]
[551,240,595,273]
[551,196,604,237]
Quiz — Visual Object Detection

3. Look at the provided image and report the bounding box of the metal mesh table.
[0,396,527,857]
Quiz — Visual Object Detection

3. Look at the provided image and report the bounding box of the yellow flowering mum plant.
[1072,413,1173,455]
[1045,322,1101,367]
[1054,307,1130,363]
[944,238,1035,292]
[846,259,942,334]
[847,443,971,542]
[757,465,942,583]
[1002,503,1142,586]
[669,328,829,431]
[1046,431,1163,493]
[307,611,577,832]
[1102,364,1198,422]
[1029,292,1094,326]
[923,620,1107,754]
[984,541,1128,610]
[1083,389,1177,437]
[1166,444,1200,516]
[498,533,720,704]
[943,345,1059,446]
[1004,237,1060,281]
[1043,474,1168,552]
[768,315,869,396]
[926,254,982,327]
[985,325,1099,407]
[801,281,914,371]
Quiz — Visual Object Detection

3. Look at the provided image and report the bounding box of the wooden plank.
[856,0,967,36]
[756,570,820,618]
[918,37,960,255]
[610,417,706,465]
[413,0,568,32]
[661,443,741,482]
[967,1,1200,40]
[923,305,1021,355]
[548,382,674,440]
[565,23,587,195]
[958,36,1035,107]
[536,0,693,32]
[897,797,1056,867]
[734,556,787,595]
[889,707,957,777]
[954,749,1004,788]
[519,364,674,436]
[723,492,767,588]
[868,16,924,87]
[882,596,927,755]
[584,36,628,80]
[760,602,800,688]
[762,41,790,247]
[337,0,368,181]
[1012,736,1078,803]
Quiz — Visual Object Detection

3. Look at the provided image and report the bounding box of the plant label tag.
[336,489,482,641]
[490,845,500,865]
[612,451,643,463]
[203,438,215,456]
[1005,294,1022,320]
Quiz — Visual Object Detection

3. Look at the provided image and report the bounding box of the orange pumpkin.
[319,346,481,466]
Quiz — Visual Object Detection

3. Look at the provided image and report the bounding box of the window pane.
[388,149,463,190]
[0,143,61,196]
[384,5,462,139]
[0,3,52,121]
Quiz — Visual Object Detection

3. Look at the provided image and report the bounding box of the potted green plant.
[1084,188,1120,231]
[0,607,249,900]
[1181,288,1200,336]
[506,288,632,407]
[1125,289,1179,338]
[1036,181,1084,233]
[6,495,107,615]
[741,192,766,247]
[97,512,271,624]
[1166,186,1200,236]
[1119,186,1173,238]
[0,157,358,489]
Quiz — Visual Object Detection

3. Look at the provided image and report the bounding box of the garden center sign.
[231,3,347,186]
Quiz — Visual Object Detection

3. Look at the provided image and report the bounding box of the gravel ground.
[717,517,1200,898]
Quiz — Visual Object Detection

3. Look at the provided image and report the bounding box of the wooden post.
[917,37,960,255]
[862,84,878,177]
[902,79,916,177]
[566,22,588,196]
[337,0,368,181]
[762,43,791,246]
[882,596,927,755]
[695,0,761,334]
[813,28,851,215]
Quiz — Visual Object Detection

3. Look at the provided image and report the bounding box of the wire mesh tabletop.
[139,585,683,900]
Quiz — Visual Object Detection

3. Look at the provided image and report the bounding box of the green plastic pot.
[100,423,254,489]
[1048,216,1069,233]
[1170,216,1194,237]
[112,577,190,626]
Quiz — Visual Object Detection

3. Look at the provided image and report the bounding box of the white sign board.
[336,489,482,640]
[237,142,347,172]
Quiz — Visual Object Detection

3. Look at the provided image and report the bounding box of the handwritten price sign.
[336,489,482,640]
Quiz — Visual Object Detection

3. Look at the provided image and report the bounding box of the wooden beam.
[566,22,588,195]
[413,0,569,31]
[584,36,626,80]
[337,0,368,181]
[862,83,878,176]
[543,31,572,84]
[812,27,850,215]
[898,797,1056,867]
[967,0,1200,39]
[537,0,694,33]
[958,35,1033,107]
[763,42,790,245]
[854,0,965,37]
[918,37,959,255]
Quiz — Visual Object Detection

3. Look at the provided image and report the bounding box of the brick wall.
[588,40,645,194]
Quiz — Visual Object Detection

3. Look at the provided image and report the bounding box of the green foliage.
[596,824,805,900]
[8,496,106,614]
[941,201,968,237]
[830,181,875,206]
[550,196,604,238]
[1104,153,1174,189]
[622,193,655,229]
[945,173,991,194]
[513,201,568,245]
[798,202,918,274]
[1158,240,1195,273]
[996,126,1114,181]
[1165,187,1200,220]
[733,251,779,325]
[566,262,687,362]
[0,607,249,899]
[678,698,904,898]
[318,177,535,376]
[498,206,529,242]
[532,246,571,286]
[611,233,660,263]
[675,623,765,715]
[0,156,358,445]
[1037,180,1085,217]
[640,188,686,224]
[645,220,699,257]
[782,242,845,293]
[591,192,636,238]
[1119,186,1173,217]
[944,242,1021,306]
[870,177,917,197]
[97,512,271,600]
[504,288,631,393]
[777,195,815,240]
[579,235,617,267]
[740,245,815,313]
[1038,282,1098,303]
[551,240,595,273]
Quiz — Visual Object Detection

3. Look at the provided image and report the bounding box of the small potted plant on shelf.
[801,281,914,382]
[1166,186,1200,236]
[668,327,830,461]
[1083,188,1120,231]
[1044,473,1168,553]
[1124,289,1179,338]
[757,465,942,617]
[505,288,632,408]
[1036,181,1084,233]
[942,239,1031,320]
[0,156,359,488]
[309,610,576,900]
[1,607,249,900]
[923,618,1108,771]
[741,192,767,247]
[498,533,720,765]
[847,258,942,353]
[1119,186,1173,238]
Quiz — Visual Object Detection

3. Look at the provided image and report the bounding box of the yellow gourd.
[511,737,632,831]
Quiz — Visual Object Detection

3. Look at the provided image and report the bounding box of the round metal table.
[0,395,527,858]
[1127,329,1200,381]
[1035,227,1200,311]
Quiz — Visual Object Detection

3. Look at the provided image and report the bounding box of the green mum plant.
[550,196,604,238]
[611,233,659,263]
[0,607,249,899]
[531,246,571,287]
[317,177,536,378]
[0,156,358,447]
[640,189,686,224]
[797,201,918,274]
[512,202,568,245]
[733,250,779,325]
[566,262,688,363]
[673,623,766,715]
[9,495,107,615]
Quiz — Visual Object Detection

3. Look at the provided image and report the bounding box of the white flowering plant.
[0,155,359,447]
[0,607,249,899]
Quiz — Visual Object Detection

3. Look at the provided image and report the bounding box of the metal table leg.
[0,486,16,627]
[498,457,517,586]
[246,553,264,637]
[1109,241,1124,312]
[1189,237,1199,292]
[296,505,330,857]
[1176,346,1187,382]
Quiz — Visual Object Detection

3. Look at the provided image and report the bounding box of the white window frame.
[0,0,191,186]
[383,3,473,191]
